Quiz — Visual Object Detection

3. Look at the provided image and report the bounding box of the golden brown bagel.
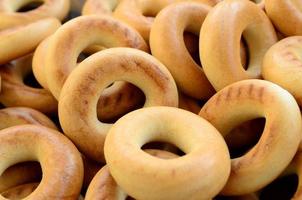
[85,149,178,200]
[0,0,69,29]
[105,106,230,200]
[0,54,57,114]
[45,15,148,99]
[262,36,302,106]
[200,0,277,91]
[1,182,39,200]
[265,0,302,36]
[199,79,302,195]
[0,125,83,200]
[59,47,178,162]
[150,2,214,99]
[0,17,60,65]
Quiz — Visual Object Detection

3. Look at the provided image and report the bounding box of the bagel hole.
[16,1,43,12]
[23,71,43,89]
[1,161,42,193]
[77,46,106,63]
[183,32,201,66]
[77,52,90,63]
[97,83,146,123]
[225,118,265,159]
[142,141,185,157]
[259,174,298,200]
[251,0,262,3]
[240,36,250,70]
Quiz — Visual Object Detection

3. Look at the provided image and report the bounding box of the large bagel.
[199,79,302,195]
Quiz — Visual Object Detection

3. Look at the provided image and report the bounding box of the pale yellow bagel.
[0,17,60,65]
[59,47,178,162]
[45,15,148,99]
[200,0,277,91]
[265,0,302,36]
[0,125,83,200]
[262,36,302,106]
[85,149,178,200]
[0,0,69,29]
[105,106,230,200]
[1,182,39,200]
[0,54,57,114]
[199,79,302,195]
[150,2,214,99]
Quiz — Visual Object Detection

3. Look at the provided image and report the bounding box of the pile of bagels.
[0,0,301,199]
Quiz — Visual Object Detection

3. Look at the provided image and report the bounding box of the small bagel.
[200,0,277,91]
[0,17,60,65]
[150,2,214,99]
[85,149,178,200]
[45,15,148,99]
[105,106,230,200]
[59,47,178,162]
[199,79,302,195]
[0,125,83,199]
[0,54,57,114]
[265,0,302,36]
[1,182,39,200]
[262,36,302,106]
[0,0,69,29]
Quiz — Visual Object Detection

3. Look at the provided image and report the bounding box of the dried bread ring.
[0,17,60,65]
[265,0,302,36]
[0,55,57,114]
[150,2,214,99]
[200,0,277,91]
[85,149,178,200]
[1,182,39,200]
[105,106,230,200]
[0,125,83,200]
[262,36,302,106]
[59,47,178,162]
[45,15,148,99]
[0,0,69,29]
[199,79,302,195]
[82,0,120,15]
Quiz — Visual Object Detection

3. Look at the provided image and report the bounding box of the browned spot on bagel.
[248,84,254,96]
[258,87,265,103]
[236,86,243,98]
[134,60,170,91]
[226,87,233,100]
[215,93,222,105]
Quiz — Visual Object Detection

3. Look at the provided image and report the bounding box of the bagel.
[0,54,57,114]
[105,106,230,200]
[82,0,120,15]
[1,182,39,200]
[150,2,214,99]
[200,0,277,91]
[199,79,302,195]
[59,47,178,162]
[45,15,148,99]
[85,149,178,200]
[0,125,83,199]
[0,0,69,29]
[265,0,302,36]
[0,17,60,65]
[262,36,302,106]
